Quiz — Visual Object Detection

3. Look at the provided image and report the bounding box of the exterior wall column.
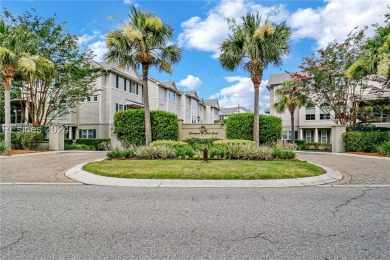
[68,126,73,139]
[331,125,346,153]
[49,125,65,151]
[299,128,303,140]
[178,119,184,140]
[314,128,319,142]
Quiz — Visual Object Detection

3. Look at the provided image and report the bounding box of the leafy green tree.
[105,6,181,145]
[1,10,100,127]
[219,12,291,146]
[273,81,308,143]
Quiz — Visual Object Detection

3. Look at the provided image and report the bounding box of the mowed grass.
[82,160,325,180]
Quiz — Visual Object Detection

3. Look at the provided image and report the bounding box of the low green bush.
[64,139,73,145]
[150,140,189,149]
[76,138,111,150]
[0,141,10,155]
[107,148,136,160]
[12,132,43,150]
[294,139,306,150]
[343,131,390,152]
[65,144,95,151]
[378,141,390,156]
[304,142,332,152]
[213,139,256,149]
[272,149,296,159]
[133,145,176,159]
[224,144,274,160]
[183,137,221,150]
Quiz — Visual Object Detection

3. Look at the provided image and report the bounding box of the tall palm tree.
[0,20,37,147]
[105,6,181,145]
[274,81,308,143]
[346,23,390,83]
[219,13,291,146]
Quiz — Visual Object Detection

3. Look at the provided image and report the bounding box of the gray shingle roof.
[267,73,292,89]
[204,99,220,109]
[184,91,199,99]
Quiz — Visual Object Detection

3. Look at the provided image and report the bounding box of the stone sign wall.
[178,120,226,140]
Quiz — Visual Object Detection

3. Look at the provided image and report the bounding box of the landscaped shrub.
[65,144,95,151]
[213,139,256,149]
[342,131,390,152]
[150,140,189,149]
[272,149,296,159]
[377,141,390,156]
[0,141,10,155]
[183,137,221,150]
[224,144,274,160]
[12,132,43,150]
[304,142,331,152]
[114,109,179,146]
[133,145,176,159]
[294,139,306,150]
[107,148,136,160]
[226,113,282,143]
[76,138,111,150]
[65,139,73,145]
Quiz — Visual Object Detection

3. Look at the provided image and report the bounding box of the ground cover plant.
[83,160,324,180]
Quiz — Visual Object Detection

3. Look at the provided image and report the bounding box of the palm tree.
[105,6,181,145]
[346,23,390,83]
[0,20,38,147]
[219,13,291,146]
[274,81,308,143]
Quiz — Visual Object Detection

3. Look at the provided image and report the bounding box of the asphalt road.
[1,185,389,259]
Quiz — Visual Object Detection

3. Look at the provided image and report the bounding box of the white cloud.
[123,0,132,4]
[290,0,388,49]
[210,76,270,113]
[76,31,107,62]
[177,75,203,91]
[178,0,288,57]
[89,41,107,62]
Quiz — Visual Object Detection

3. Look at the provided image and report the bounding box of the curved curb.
[65,159,343,188]
[296,151,390,161]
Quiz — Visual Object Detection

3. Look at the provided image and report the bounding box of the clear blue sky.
[2,0,388,112]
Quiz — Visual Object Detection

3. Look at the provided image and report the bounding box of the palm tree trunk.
[4,85,11,148]
[253,84,260,147]
[142,64,152,146]
[290,111,295,144]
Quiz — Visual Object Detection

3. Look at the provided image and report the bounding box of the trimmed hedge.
[378,141,390,156]
[76,138,111,150]
[226,113,282,144]
[342,131,390,152]
[304,142,332,152]
[114,109,179,146]
[65,139,73,145]
[65,144,95,151]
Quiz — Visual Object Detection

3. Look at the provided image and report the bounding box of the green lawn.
[82,160,325,180]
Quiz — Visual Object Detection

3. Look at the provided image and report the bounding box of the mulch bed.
[345,152,389,158]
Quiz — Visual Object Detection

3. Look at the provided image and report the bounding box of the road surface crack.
[0,231,27,250]
[232,232,278,244]
[332,188,377,217]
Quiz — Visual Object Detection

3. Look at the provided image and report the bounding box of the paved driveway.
[297,152,390,185]
[0,151,106,183]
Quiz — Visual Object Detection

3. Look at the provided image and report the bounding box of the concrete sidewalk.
[65,160,343,188]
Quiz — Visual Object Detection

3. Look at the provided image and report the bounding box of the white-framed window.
[320,103,331,120]
[305,105,316,120]
[192,116,197,123]
[129,81,139,95]
[321,130,329,143]
[305,130,314,142]
[168,90,176,102]
[116,75,125,91]
[86,96,91,102]
[79,129,96,139]
[93,96,98,102]
[116,103,125,112]
[282,131,298,140]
